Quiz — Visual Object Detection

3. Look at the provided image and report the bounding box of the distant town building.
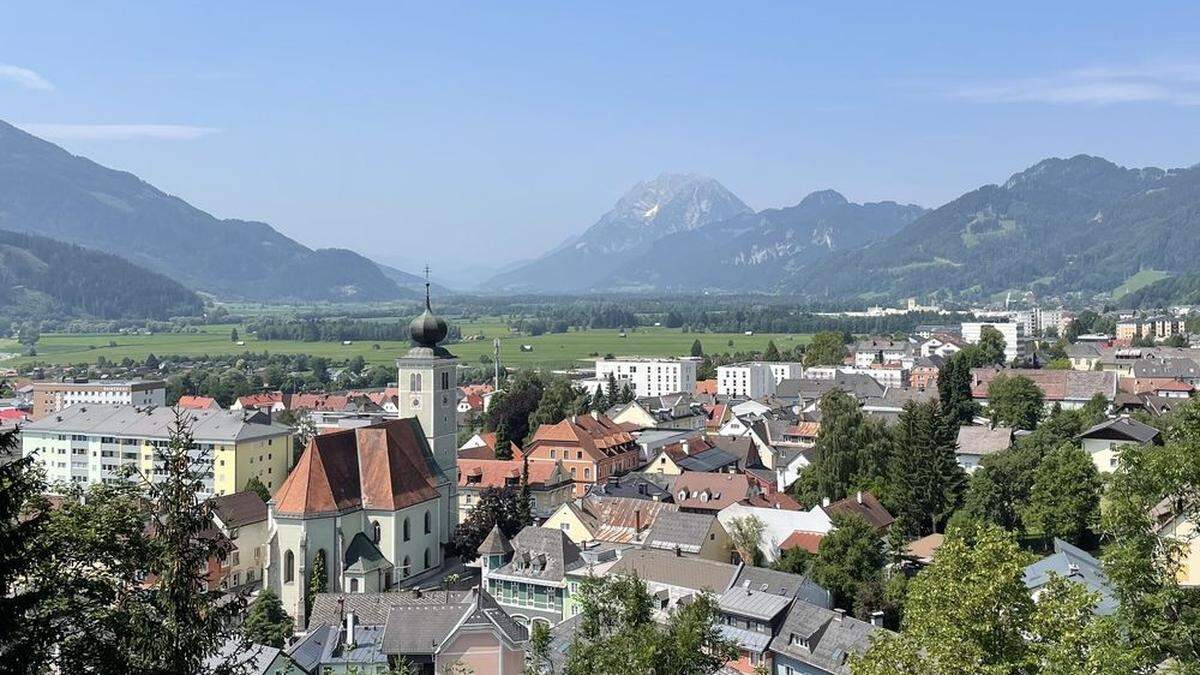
[961,321,1027,363]
[31,379,165,420]
[594,357,698,397]
[717,361,802,399]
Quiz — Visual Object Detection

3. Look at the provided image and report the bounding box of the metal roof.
[23,403,291,443]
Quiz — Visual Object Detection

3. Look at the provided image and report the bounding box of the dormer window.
[789,633,810,650]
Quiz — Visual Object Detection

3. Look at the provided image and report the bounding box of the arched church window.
[284,550,294,583]
[403,517,411,541]
[372,520,381,544]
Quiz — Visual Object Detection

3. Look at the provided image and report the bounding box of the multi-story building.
[457,456,574,522]
[961,321,1026,363]
[210,490,271,591]
[718,362,775,398]
[524,412,640,497]
[766,362,804,384]
[594,357,698,397]
[479,525,583,626]
[31,379,165,420]
[21,404,292,496]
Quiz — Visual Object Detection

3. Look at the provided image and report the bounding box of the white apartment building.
[594,357,698,398]
[718,361,806,398]
[961,322,1026,363]
[1011,308,1070,337]
[32,379,165,420]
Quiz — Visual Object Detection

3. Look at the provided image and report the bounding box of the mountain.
[793,155,1200,302]
[375,262,453,294]
[597,190,925,292]
[0,229,202,320]
[486,173,752,292]
[0,120,417,303]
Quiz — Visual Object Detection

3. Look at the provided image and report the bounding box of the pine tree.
[243,475,271,503]
[230,327,239,343]
[763,340,781,362]
[516,456,533,526]
[619,383,634,404]
[887,400,966,535]
[690,339,704,358]
[306,549,328,618]
[0,432,53,668]
[243,589,293,647]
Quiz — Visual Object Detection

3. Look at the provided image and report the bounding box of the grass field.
[2,318,812,371]
[1112,269,1171,300]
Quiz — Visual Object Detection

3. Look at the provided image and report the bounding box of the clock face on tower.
[411,397,421,409]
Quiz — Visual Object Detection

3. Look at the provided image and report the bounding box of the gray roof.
[777,374,884,402]
[587,472,674,502]
[289,625,388,668]
[1023,539,1118,616]
[718,586,793,621]
[22,403,292,443]
[956,425,1014,457]
[606,549,737,592]
[1130,357,1200,379]
[344,532,390,574]
[645,511,717,553]
[731,566,832,609]
[478,524,514,556]
[1079,416,1161,445]
[205,639,280,675]
[719,623,773,654]
[494,527,584,582]
[309,590,473,626]
[379,590,527,655]
[676,447,739,473]
[769,602,882,674]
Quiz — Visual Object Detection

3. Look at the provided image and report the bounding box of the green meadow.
[3,318,811,371]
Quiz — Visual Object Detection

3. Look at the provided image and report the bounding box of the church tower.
[397,273,459,538]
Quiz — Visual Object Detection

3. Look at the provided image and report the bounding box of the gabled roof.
[309,590,474,626]
[730,565,832,608]
[493,527,584,582]
[1023,539,1117,616]
[344,531,390,573]
[605,549,738,592]
[719,586,793,622]
[458,457,568,490]
[956,425,1014,457]
[272,418,440,517]
[1078,416,1160,445]
[379,590,527,655]
[571,495,679,544]
[528,412,637,461]
[177,395,220,410]
[211,490,268,528]
[824,491,894,531]
[478,524,513,556]
[671,472,754,511]
[645,511,718,553]
[779,530,824,554]
[970,368,1118,402]
[769,601,882,674]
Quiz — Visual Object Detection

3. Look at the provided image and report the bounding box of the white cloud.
[945,61,1200,107]
[17,123,221,141]
[0,63,55,91]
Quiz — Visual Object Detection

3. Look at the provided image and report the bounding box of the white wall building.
[717,362,774,398]
[32,379,165,420]
[961,321,1027,363]
[594,357,698,398]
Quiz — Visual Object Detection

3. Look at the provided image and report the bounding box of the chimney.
[821,496,831,508]
[834,608,845,622]
[344,611,357,647]
[634,509,642,533]
[413,586,423,598]
[681,440,690,455]
[870,611,884,628]
[856,491,863,505]
[674,545,682,557]
[590,410,600,420]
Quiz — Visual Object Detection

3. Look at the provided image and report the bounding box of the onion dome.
[409,279,448,348]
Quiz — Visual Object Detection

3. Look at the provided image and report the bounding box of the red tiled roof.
[670,472,753,511]
[457,458,568,490]
[0,409,29,421]
[743,491,802,511]
[779,530,824,554]
[177,395,219,410]
[528,413,637,461]
[695,380,717,396]
[272,418,439,517]
[236,392,285,408]
[784,421,821,439]
[659,436,715,463]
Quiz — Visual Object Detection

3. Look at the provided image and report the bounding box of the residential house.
[1078,416,1161,474]
[645,436,740,476]
[524,412,640,497]
[673,472,759,514]
[919,333,967,358]
[211,490,270,592]
[1023,539,1117,616]
[969,368,1118,410]
[718,503,834,564]
[542,495,678,546]
[594,357,699,397]
[458,431,523,460]
[457,456,573,522]
[178,395,221,410]
[961,321,1026,363]
[718,585,795,673]
[644,510,732,561]
[821,491,894,534]
[608,392,708,431]
[586,471,673,502]
[909,355,943,391]
[768,602,884,675]
[480,526,583,625]
[955,425,1014,473]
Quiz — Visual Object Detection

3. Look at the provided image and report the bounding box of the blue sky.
[3,3,1200,280]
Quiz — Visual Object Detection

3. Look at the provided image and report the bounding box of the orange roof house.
[177,395,221,410]
[524,412,640,497]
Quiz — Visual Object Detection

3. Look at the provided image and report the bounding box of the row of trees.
[480,371,635,454]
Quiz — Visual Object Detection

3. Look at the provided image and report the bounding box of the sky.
[3,2,1200,283]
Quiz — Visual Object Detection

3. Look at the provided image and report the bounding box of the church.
[265,287,460,624]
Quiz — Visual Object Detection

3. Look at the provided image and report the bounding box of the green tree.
[0,433,55,669]
[243,474,272,504]
[690,339,704,358]
[792,389,889,505]
[986,374,1043,430]
[887,400,965,535]
[851,524,1139,675]
[977,325,1008,365]
[1078,393,1109,427]
[763,340,781,362]
[810,513,885,611]
[485,370,544,450]
[452,487,524,560]
[803,331,848,367]
[230,327,239,343]
[727,515,765,565]
[529,376,584,430]
[771,546,814,575]
[527,620,552,674]
[937,348,981,426]
[589,385,609,413]
[306,548,328,618]
[516,457,533,527]
[1023,443,1100,545]
[243,589,293,647]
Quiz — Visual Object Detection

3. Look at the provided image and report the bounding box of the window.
[584,468,590,479]
[424,510,431,535]
[372,520,382,544]
[403,517,411,541]
[550,449,556,459]
[423,547,431,570]
[284,550,295,583]
[410,373,422,392]
[350,578,359,592]
[441,372,449,390]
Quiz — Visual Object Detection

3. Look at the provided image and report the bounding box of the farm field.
[3,318,812,371]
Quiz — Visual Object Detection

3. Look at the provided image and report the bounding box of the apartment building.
[961,321,1026,363]
[32,379,165,420]
[21,404,293,496]
[594,357,698,397]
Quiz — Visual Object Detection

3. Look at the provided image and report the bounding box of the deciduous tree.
[987,374,1044,430]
